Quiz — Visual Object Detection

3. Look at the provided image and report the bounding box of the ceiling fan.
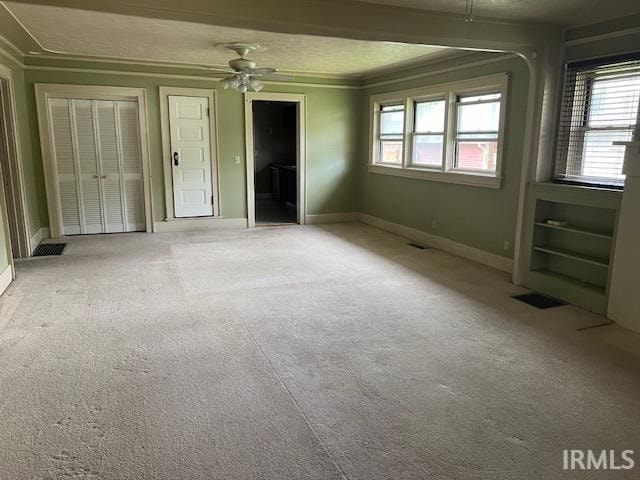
[206,43,292,92]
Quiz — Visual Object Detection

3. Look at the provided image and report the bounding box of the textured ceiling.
[352,0,640,26]
[4,2,450,76]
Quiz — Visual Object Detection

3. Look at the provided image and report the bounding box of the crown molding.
[0,33,24,66]
[564,25,640,46]
[24,53,363,80]
[363,53,517,89]
[25,50,473,82]
[24,51,519,92]
[362,49,475,80]
[24,64,362,89]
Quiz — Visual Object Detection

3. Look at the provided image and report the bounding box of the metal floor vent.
[512,293,565,309]
[408,242,429,250]
[33,243,66,257]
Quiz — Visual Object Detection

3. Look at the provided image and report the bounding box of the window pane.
[459,93,501,103]
[380,105,405,135]
[380,140,403,164]
[581,129,630,180]
[412,135,443,167]
[457,101,500,133]
[588,76,640,127]
[415,100,445,132]
[456,141,498,171]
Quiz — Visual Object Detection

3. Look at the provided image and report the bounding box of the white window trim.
[368,73,509,189]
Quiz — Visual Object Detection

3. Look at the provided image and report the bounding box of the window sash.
[452,94,501,172]
[408,98,447,168]
[411,133,445,168]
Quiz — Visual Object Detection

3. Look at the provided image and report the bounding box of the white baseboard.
[359,213,513,273]
[0,264,12,296]
[154,217,247,232]
[29,227,50,254]
[306,212,359,224]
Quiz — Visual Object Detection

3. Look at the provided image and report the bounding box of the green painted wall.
[0,47,42,242]
[358,54,530,258]
[0,45,41,270]
[23,59,360,225]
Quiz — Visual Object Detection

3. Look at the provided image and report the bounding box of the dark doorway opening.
[252,101,298,225]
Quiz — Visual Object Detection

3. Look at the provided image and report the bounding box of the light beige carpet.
[0,223,639,479]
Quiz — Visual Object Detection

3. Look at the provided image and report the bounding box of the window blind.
[554,53,640,187]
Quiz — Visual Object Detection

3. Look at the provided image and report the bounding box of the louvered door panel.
[72,99,103,234]
[117,101,145,231]
[47,97,145,236]
[48,98,81,234]
[96,100,125,232]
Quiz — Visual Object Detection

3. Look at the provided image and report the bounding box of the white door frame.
[244,92,307,228]
[0,64,30,258]
[159,86,220,220]
[35,84,154,238]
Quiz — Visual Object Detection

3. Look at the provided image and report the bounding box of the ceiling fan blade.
[260,73,295,82]
[201,66,235,74]
[250,67,278,75]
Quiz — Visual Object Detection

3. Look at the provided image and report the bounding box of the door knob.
[173,151,179,166]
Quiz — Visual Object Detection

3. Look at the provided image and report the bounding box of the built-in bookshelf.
[523,184,622,314]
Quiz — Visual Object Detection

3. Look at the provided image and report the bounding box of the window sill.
[368,163,502,188]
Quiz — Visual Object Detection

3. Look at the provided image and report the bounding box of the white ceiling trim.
[24,52,518,91]
[364,53,517,89]
[24,54,359,80]
[564,25,640,46]
[23,65,362,89]
[24,48,472,82]
[0,32,24,66]
[361,49,473,79]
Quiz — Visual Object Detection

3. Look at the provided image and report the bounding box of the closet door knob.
[101,175,107,179]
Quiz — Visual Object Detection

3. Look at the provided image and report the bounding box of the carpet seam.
[238,318,349,480]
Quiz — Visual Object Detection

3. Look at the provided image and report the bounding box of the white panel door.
[168,95,213,217]
[47,97,145,235]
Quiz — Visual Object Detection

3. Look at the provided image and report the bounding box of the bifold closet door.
[47,98,145,235]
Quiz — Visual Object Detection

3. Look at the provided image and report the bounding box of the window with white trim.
[554,54,640,188]
[369,74,508,188]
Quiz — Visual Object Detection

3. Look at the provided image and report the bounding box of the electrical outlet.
[234,155,241,165]
[503,240,510,251]
[431,220,437,230]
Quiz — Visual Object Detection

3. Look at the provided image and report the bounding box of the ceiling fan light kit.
[214,43,284,93]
